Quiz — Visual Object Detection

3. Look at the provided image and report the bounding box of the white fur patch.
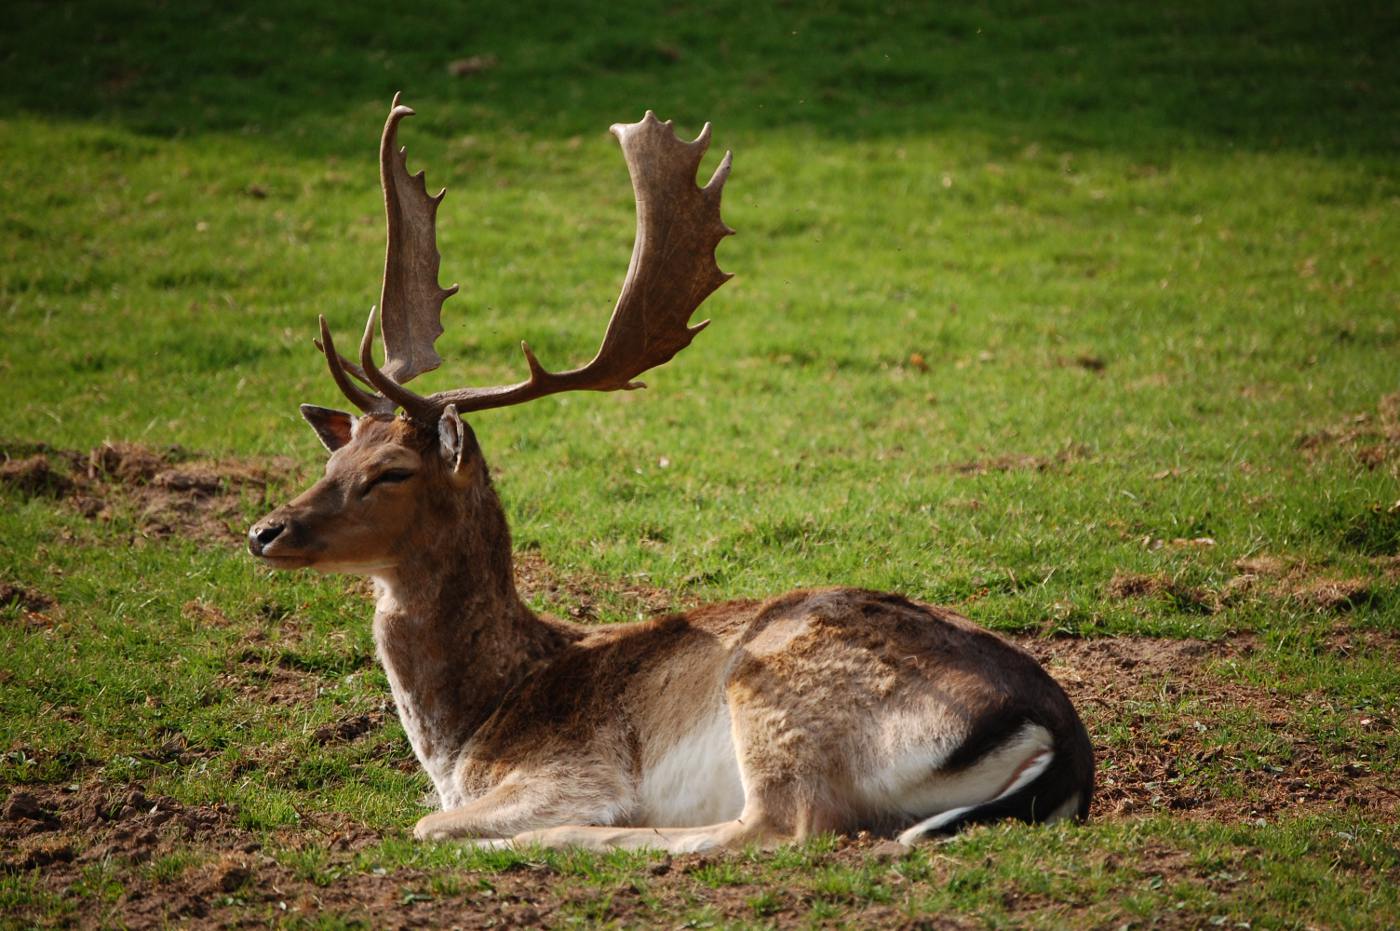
[634,709,745,827]
[865,722,1052,824]
[896,805,975,842]
[997,748,1053,799]
[892,723,1058,844]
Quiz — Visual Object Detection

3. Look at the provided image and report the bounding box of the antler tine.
[313,336,377,391]
[358,305,435,421]
[317,315,388,414]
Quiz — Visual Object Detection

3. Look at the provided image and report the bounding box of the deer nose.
[248,521,286,555]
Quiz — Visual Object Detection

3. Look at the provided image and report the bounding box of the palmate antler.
[317,96,733,422]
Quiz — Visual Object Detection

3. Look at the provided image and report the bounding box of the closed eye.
[366,469,415,492]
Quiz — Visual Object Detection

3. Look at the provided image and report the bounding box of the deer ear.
[437,404,477,479]
[300,405,356,452]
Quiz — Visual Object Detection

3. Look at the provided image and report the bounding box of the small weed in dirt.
[0,581,54,615]
[312,712,385,746]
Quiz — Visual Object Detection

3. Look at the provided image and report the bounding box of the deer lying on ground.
[248,95,1094,852]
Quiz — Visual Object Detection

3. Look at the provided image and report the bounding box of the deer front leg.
[500,793,803,854]
[415,780,535,841]
[414,775,628,842]
[506,817,784,854]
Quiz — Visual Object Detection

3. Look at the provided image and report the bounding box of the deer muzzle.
[247,519,286,557]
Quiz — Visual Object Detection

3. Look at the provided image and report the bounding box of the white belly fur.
[634,708,745,827]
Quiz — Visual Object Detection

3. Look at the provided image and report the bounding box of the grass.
[2,0,1399,926]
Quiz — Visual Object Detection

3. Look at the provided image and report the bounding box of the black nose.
[248,521,285,555]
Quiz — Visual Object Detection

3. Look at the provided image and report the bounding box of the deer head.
[248,95,733,574]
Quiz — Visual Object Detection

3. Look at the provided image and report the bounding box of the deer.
[247,95,1094,853]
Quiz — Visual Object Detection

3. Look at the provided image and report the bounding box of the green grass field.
[2,1,1398,926]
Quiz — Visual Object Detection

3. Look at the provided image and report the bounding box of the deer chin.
[253,552,316,570]
[256,549,394,575]
[307,557,399,576]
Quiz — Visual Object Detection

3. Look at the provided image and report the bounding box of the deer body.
[248,99,1094,851]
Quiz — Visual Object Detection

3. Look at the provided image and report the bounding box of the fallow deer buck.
[248,95,1094,852]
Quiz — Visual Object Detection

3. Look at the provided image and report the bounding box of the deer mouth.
[247,525,316,568]
[252,551,315,570]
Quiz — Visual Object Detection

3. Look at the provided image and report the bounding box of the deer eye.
[366,469,415,492]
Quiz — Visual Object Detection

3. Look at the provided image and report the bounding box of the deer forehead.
[325,419,426,475]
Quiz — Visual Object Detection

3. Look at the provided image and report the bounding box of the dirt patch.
[0,441,296,546]
[0,580,59,630]
[1107,556,1384,615]
[313,711,386,746]
[945,443,1090,476]
[86,442,172,484]
[1232,554,1380,611]
[1057,353,1107,373]
[1018,634,1399,822]
[1324,625,1400,662]
[0,784,242,874]
[514,550,679,620]
[1296,392,1400,473]
[181,598,232,627]
[1368,554,1400,576]
[1289,577,1372,610]
[0,455,74,497]
[0,782,394,926]
[1234,554,1288,576]
[1106,570,1217,613]
[0,581,54,614]
[217,657,323,709]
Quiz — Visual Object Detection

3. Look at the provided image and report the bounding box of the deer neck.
[369,480,579,805]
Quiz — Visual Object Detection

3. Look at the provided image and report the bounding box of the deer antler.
[320,100,733,422]
[317,92,459,414]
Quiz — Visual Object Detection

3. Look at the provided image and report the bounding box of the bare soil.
[514,550,677,620]
[0,580,55,617]
[1025,635,1398,822]
[944,442,1091,476]
[1107,552,1389,616]
[1296,391,1400,474]
[0,441,296,546]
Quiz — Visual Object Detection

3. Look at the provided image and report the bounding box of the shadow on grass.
[2,0,1396,158]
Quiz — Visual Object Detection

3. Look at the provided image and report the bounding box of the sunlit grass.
[2,0,1398,926]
